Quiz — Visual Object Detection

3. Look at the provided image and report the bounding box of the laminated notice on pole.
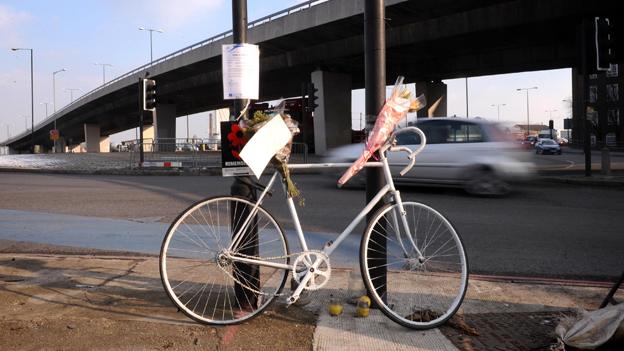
[222,44,259,100]
[239,116,291,179]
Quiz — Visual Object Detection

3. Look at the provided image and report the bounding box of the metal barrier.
[128,139,309,169]
[290,142,309,164]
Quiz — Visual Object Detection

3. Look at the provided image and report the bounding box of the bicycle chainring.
[292,250,331,291]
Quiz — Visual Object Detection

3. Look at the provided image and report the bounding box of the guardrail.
[127,139,309,169]
[7,0,329,145]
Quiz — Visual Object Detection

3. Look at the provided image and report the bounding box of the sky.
[1,0,572,144]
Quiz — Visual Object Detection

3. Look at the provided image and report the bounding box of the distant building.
[513,124,548,139]
[572,64,622,147]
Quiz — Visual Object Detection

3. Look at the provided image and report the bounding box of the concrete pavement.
[0,250,621,350]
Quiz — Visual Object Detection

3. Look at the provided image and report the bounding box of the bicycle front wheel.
[160,196,290,325]
[360,201,468,329]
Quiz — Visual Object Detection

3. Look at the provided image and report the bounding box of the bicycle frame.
[228,150,423,268]
[226,127,427,302]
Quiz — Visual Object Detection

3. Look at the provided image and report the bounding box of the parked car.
[535,139,562,155]
[324,118,535,196]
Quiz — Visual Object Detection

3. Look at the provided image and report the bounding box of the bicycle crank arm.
[286,262,319,307]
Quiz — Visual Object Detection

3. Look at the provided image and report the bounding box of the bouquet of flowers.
[240,105,302,200]
[338,76,426,186]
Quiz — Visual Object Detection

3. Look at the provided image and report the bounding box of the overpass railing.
[18,0,330,146]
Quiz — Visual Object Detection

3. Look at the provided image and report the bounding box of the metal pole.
[53,74,56,117]
[230,0,259,309]
[138,77,144,165]
[102,65,106,84]
[30,49,34,153]
[465,77,469,118]
[186,115,189,140]
[149,30,153,63]
[582,18,591,176]
[365,0,386,305]
[526,90,530,137]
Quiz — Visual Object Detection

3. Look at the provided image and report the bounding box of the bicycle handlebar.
[383,127,427,176]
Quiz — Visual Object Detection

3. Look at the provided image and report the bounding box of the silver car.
[325,118,534,195]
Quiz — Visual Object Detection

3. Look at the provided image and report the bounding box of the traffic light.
[142,78,157,111]
[595,17,614,71]
[307,82,318,112]
[548,120,554,130]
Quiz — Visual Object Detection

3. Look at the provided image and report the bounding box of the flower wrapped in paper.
[239,106,302,200]
[338,76,426,186]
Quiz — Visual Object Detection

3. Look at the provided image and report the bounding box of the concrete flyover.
[2,0,619,154]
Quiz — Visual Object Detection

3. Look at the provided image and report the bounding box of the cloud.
[0,4,33,47]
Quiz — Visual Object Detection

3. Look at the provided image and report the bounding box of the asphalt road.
[0,172,622,281]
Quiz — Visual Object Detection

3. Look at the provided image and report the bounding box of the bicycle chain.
[217,251,301,297]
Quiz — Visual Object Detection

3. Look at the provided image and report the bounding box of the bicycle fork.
[389,190,426,264]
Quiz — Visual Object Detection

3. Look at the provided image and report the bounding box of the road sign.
[50,129,59,141]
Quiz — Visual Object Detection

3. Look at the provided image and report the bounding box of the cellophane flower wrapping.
[241,110,302,200]
[338,77,426,186]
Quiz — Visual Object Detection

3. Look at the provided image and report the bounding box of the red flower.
[227,124,246,147]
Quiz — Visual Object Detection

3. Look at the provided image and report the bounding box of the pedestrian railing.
[128,139,309,169]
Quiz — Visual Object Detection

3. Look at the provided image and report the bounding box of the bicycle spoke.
[161,196,289,325]
[362,202,467,330]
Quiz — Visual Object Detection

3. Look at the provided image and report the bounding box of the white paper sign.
[222,44,259,100]
[239,116,291,179]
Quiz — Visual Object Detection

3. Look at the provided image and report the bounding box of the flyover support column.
[141,125,155,152]
[311,70,352,155]
[83,123,110,153]
[416,80,447,118]
[154,104,177,151]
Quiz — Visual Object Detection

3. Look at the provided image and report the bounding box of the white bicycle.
[159,127,468,329]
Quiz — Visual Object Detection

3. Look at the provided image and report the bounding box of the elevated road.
[3,0,618,151]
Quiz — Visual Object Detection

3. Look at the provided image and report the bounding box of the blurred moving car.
[557,137,569,146]
[325,118,534,196]
[535,139,562,155]
[520,135,538,149]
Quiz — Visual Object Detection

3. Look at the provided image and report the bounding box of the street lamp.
[52,68,66,116]
[138,27,164,64]
[11,47,34,152]
[40,102,52,120]
[93,62,112,85]
[490,103,506,121]
[545,109,558,121]
[66,88,80,103]
[516,87,538,137]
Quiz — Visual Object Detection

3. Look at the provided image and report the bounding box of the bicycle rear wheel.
[360,201,468,329]
[160,196,289,325]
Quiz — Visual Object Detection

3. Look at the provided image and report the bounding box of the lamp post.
[40,102,52,119]
[93,63,112,85]
[1,123,11,140]
[66,88,80,103]
[465,77,469,118]
[545,109,558,121]
[138,27,164,64]
[11,47,34,152]
[52,68,66,115]
[517,87,538,137]
[490,103,506,121]
[52,69,66,153]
